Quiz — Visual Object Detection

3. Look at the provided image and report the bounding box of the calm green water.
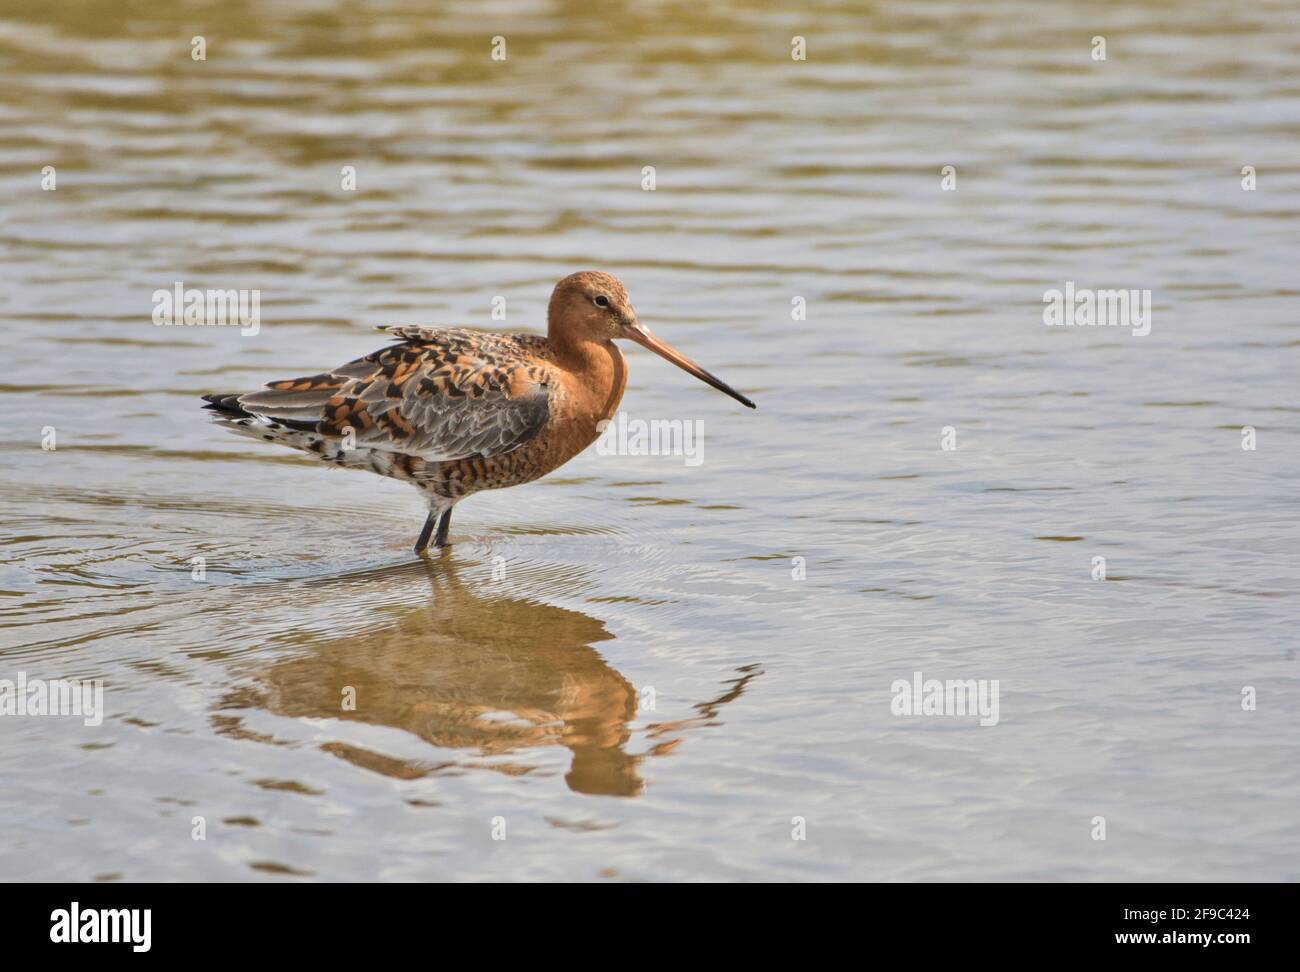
[1,0,1298,881]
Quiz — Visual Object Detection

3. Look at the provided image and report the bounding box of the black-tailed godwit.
[202,271,755,552]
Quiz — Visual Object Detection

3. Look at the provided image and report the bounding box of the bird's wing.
[224,327,552,460]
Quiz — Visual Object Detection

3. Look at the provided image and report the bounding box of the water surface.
[1,0,1298,881]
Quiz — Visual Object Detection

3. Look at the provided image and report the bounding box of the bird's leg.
[414,511,437,554]
[433,507,453,548]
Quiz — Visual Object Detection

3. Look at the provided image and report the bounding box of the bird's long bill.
[622,323,756,409]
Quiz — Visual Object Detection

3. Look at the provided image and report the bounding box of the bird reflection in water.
[215,556,760,798]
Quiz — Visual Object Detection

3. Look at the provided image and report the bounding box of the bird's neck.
[549,334,627,425]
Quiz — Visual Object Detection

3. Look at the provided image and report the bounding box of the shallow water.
[1,0,1298,881]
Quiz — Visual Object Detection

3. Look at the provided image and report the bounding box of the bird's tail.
[201,392,427,483]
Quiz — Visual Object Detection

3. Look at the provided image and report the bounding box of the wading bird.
[202,271,755,552]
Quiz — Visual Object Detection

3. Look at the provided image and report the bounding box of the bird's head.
[548,270,756,409]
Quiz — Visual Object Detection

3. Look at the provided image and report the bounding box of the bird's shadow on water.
[213,553,761,798]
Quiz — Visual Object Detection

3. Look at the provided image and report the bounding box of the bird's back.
[202,327,556,488]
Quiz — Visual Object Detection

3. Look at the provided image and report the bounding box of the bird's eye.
[593,295,609,308]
